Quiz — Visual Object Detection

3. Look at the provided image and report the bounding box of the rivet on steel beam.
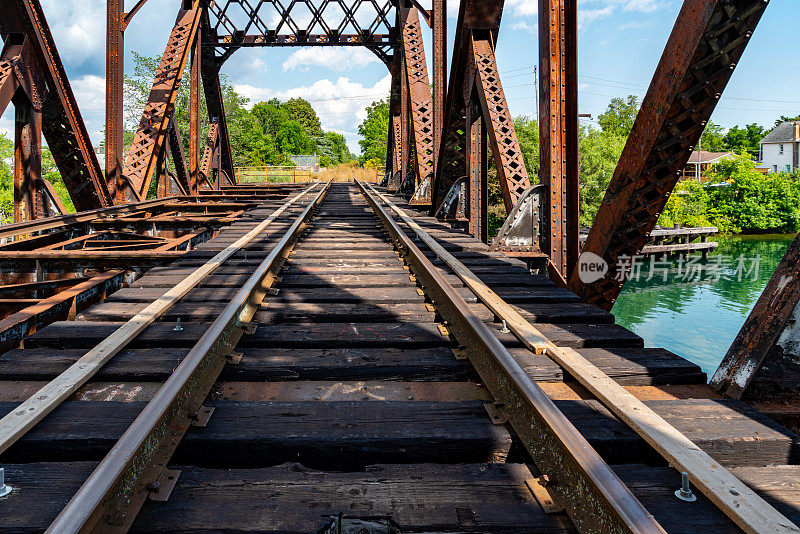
[173,318,184,331]
[0,468,12,498]
[675,472,697,502]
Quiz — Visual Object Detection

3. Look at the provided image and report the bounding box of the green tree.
[0,134,13,222]
[358,99,389,165]
[578,125,627,227]
[283,98,323,136]
[722,123,766,158]
[773,115,800,128]
[700,122,725,151]
[276,120,317,156]
[597,95,639,137]
[513,115,540,177]
[316,131,353,166]
[251,101,291,137]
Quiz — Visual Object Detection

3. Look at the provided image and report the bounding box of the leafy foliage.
[597,95,639,137]
[357,99,389,165]
[660,154,800,233]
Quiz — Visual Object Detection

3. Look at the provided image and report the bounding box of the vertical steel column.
[467,101,486,241]
[189,32,201,195]
[432,0,446,171]
[106,0,125,202]
[13,95,42,223]
[538,0,579,282]
[400,51,410,189]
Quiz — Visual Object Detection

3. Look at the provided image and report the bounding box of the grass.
[318,163,383,183]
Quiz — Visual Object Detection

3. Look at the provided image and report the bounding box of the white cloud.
[40,0,105,70]
[579,6,615,27]
[282,48,380,72]
[235,75,391,153]
[507,0,538,17]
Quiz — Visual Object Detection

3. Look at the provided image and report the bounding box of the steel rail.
[356,181,664,534]
[362,181,800,534]
[0,183,321,461]
[46,181,330,533]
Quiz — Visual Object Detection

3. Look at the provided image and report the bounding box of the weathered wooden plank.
[24,321,449,349]
[1,462,567,533]
[0,346,472,382]
[0,400,511,467]
[553,398,798,467]
[616,465,800,534]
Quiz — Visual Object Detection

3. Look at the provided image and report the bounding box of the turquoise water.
[611,234,796,380]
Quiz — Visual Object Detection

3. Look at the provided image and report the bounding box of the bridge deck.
[0,183,797,532]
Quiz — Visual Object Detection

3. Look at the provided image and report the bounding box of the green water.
[611,234,796,380]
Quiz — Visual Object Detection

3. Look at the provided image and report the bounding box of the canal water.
[611,234,796,380]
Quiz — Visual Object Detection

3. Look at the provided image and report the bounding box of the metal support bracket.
[146,468,181,502]
[490,184,545,253]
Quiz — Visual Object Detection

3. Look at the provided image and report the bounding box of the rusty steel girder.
[570,0,769,310]
[167,114,191,196]
[432,0,530,233]
[400,4,435,204]
[200,120,220,189]
[123,1,201,201]
[539,0,579,281]
[472,37,530,213]
[1,0,111,213]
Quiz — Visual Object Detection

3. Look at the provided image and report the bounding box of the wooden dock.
[581,225,719,258]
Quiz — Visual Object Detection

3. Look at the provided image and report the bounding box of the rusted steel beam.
[712,232,800,400]
[570,0,769,310]
[123,1,202,201]
[0,271,124,357]
[106,0,125,202]
[472,36,531,213]
[167,115,191,195]
[539,0,579,281]
[400,47,410,193]
[200,13,235,185]
[399,4,435,204]
[0,0,112,211]
[385,58,403,189]
[189,31,201,195]
[13,92,42,223]
[432,0,446,176]
[466,100,487,242]
[200,120,219,188]
[433,0,529,218]
[0,197,176,240]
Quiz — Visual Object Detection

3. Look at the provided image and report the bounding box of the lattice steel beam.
[400,4,434,204]
[0,0,111,212]
[570,0,769,310]
[123,1,202,201]
[472,36,530,213]
[200,120,219,188]
[205,0,396,56]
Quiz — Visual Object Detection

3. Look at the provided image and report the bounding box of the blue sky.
[2,0,798,154]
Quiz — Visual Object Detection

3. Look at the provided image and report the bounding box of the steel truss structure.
[0,0,783,317]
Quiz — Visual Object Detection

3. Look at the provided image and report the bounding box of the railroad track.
[0,182,798,533]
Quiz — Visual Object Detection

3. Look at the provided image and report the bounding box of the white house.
[760,121,800,173]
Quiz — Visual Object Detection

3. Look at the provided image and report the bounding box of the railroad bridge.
[0,0,799,532]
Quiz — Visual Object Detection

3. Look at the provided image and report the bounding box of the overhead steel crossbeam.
[570,0,769,310]
[205,0,396,65]
[431,0,530,232]
[0,0,111,216]
[123,1,202,202]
